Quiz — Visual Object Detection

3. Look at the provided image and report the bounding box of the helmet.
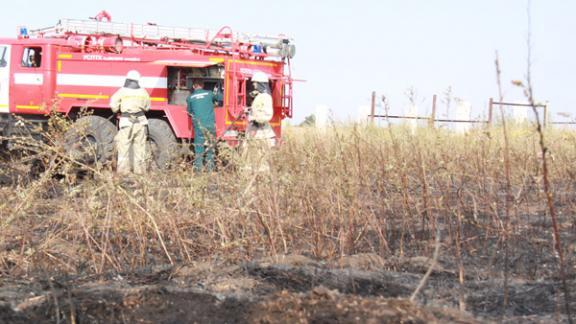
[126,70,141,82]
[251,71,269,83]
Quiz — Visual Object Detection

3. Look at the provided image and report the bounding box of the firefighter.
[243,71,275,172]
[110,70,151,174]
[187,79,217,172]
[246,71,275,144]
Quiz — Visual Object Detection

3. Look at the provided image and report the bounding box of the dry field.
[0,122,575,323]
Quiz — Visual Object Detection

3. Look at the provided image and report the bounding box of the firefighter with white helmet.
[110,70,151,174]
[243,71,276,172]
[246,71,275,144]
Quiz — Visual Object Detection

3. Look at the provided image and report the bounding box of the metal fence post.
[429,94,437,129]
[543,104,548,128]
[370,91,376,124]
[488,98,494,128]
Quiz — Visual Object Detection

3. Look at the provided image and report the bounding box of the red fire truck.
[0,11,295,167]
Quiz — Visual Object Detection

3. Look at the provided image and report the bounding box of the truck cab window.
[22,47,41,68]
[0,46,7,68]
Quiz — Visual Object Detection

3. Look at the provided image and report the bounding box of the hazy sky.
[1,1,573,122]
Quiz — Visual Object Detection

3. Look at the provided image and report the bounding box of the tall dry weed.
[0,123,573,303]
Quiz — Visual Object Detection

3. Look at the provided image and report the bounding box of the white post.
[357,105,371,125]
[543,101,550,127]
[454,99,471,133]
[404,103,418,134]
[315,105,329,132]
[512,105,528,124]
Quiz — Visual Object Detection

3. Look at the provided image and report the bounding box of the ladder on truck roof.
[27,12,296,60]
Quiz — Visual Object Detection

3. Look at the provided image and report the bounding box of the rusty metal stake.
[429,94,437,129]
[488,97,494,128]
[543,104,548,128]
[370,91,376,124]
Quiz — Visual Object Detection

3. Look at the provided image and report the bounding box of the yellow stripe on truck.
[115,95,166,102]
[225,121,281,126]
[58,94,166,102]
[16,105,42,110]
[230,59,277,67]
[58,93,109,99]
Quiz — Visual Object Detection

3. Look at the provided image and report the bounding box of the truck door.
[0,44,10,113]
[226,73,246,123]
[12,46,45,113]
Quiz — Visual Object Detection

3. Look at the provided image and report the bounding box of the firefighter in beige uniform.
[110,70,151,174]
[247,72,275,142]
[244,71,275,172]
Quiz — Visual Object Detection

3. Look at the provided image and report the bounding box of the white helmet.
[126,70,141,82]
[251,71,269,83]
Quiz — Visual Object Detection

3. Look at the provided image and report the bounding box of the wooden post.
[488,98,494,128]
[543,104,548,128]
[370,91,376,124]
[429,94,437,128]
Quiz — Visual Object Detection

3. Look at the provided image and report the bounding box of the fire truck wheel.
[147,119,178,169]
[64,115,117,165]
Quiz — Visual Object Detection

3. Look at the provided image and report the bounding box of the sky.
[1,0,574,123]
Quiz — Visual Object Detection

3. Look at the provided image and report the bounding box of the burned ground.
[0,241,573,323]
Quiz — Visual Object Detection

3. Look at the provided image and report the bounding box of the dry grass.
[0,122,575,283]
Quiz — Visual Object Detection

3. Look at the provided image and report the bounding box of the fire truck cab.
[0,12,295,167]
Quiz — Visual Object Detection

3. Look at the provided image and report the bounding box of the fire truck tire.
[147,119,178,169]
[64,115,117,164]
